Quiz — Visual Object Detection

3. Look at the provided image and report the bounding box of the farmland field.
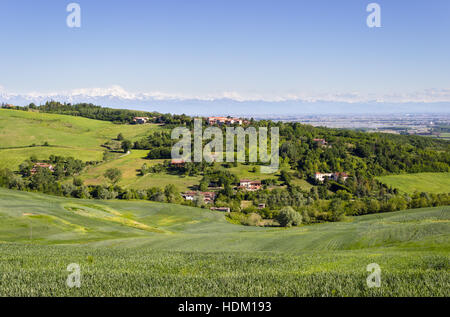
[0,188,448,296]
[377,172,450,194]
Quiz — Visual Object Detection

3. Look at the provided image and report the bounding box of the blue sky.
[0,0,449,114]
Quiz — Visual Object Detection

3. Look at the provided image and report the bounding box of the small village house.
[313,138,328,146]
[207,117,243,126]
[133,117,149,124]
[239,179,262,191]
[315,172,348,182]
[31,163,54,175]
[182,191,216,203]
[210,207,231,212]
[171,159,185,167]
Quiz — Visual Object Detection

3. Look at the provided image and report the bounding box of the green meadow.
[0,187,448,296]
[78,150,202,191]
[0,109,160,170]
[377,172,450,194]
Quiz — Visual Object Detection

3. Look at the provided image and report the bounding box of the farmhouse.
[133,117,149,124]
[313,138,328,146]
[210,207,231,212]
[239,179,262,191]
[31,163,54,175]
[171,159,185,167]
[315,172,348,182]
[207,117,243,126]
[333,172,349,181]
[182,191,216,203]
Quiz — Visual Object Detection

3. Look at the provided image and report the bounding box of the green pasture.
[377,172,450,194]
[0,109,161,169]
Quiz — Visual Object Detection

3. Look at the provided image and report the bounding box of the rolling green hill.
[0,109,160,169]
[1,187,448,251]
[0,188,448,296]
[0,109,449,297]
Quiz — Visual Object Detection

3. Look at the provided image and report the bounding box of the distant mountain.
[1,87,449,116]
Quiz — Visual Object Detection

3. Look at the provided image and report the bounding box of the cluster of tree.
[131,131,174,159]
[17,101,159,124]
[0,165,184,204]
[277,123,450,178]
[226,187,450,227]
[12,102,197,127]
[170,161,213,176]
[18,155,89,179]
[210,165,450,227]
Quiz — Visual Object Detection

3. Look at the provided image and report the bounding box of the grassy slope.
[78,150,202,191]
[0,188,448,296]
[0,109,159,169]
[1,186,448,252]
[377,172,450,194]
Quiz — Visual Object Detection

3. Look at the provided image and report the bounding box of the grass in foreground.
[0,245,448,296]
[0,188,448,296]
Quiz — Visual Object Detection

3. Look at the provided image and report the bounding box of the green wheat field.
[0,187,448,296]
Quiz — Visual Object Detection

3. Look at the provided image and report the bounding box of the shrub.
[73,177,83,187]
[276,206,302,227]
[244,213,263,226]
[104,168,122,185]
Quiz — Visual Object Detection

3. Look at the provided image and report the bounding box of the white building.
[315,172,349,182]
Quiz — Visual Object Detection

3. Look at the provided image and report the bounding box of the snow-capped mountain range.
[1,85,449,116]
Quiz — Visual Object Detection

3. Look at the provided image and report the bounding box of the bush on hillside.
[276,206,302,227]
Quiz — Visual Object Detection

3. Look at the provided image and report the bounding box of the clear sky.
[0,0,449,113]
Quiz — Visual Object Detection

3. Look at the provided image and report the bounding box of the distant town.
[255,113,450,140]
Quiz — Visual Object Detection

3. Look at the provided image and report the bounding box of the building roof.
[33,163,53,168]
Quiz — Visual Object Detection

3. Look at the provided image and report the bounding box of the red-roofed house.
[31,163,54,175]
[182,191,216,203]
[207,117,243,126]
[313,138,328,146]
[171,159,185,167]
[239,179,262,191]
[133,117,149,124]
